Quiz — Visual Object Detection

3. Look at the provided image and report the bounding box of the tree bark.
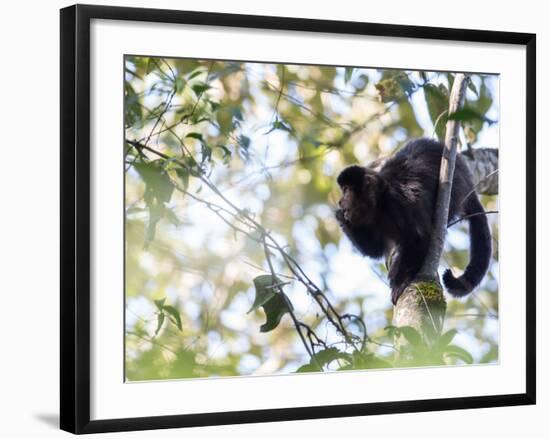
[393,74,469,346]
[393,281,447,347]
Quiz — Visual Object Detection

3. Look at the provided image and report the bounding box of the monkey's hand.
[391,286,406,305]
[336,208,355,241]
[335,208,348,224]
[336,209,358,226]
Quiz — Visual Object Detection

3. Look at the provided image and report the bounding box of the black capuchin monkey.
[335,138,492,305]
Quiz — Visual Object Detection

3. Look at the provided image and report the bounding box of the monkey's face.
[335,166,380,226]
[336,186,372,226]
[337,186,355,219]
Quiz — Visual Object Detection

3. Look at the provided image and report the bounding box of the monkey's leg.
[388,238,428,304]
[388,250,416,304]
[388,252,406,305]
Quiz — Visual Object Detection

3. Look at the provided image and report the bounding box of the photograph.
[0,0,542,436]
[123,56,500,381]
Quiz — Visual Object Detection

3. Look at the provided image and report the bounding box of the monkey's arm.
[336,209,387,258]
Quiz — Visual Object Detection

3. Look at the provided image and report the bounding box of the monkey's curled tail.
[442,196,492,297]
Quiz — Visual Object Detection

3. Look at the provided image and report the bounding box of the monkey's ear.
[362,169,381,188]
[361,170,382,193]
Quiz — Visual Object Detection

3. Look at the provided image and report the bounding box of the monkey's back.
[379,138,474,218]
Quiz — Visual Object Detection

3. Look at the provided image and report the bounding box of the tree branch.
[447,210,498,228]
[393,74,469,347]
[418,73,470,280]
[461,147,498,195]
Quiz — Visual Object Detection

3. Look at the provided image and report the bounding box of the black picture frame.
[60,4,536,434]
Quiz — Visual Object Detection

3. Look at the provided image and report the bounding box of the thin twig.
[261,234,318,364]
[127,138,366,357]
[126,331,178,355]
[459,168,499,207]
[418,73,469,279]
[447,210,498,228]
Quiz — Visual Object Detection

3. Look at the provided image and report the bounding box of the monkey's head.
[336,165,383,226]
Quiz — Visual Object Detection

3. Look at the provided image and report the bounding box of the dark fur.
[336,138,492,304]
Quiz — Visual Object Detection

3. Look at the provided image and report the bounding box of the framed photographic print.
[60,4,536,434]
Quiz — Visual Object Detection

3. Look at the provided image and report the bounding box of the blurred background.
[124,56,499,381]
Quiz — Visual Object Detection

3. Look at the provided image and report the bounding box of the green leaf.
[124,82,143,128]
[191,82,211,97]
[237,135,250,149]
[175,76,185,94]
[397,99,423,137]
[436,329,458,349]
[344,67,354,84]
[346,351,392,370]
[217,106,243,133]
[186,132,203,141]
[248,275,278,313]
[259,293,290,333]
[175,105,191,115]
[312,347,348,367]
[248,275,292,333]
[395,72,416,95]
[154,298,166,310]
[133,160,175,245]
[398,326,423,346]
[384,325,398,338]
[424,83,449,141]
[448,106,495,123]
[374,72,414,103]
[188,69,204,80]
[217,145,232,161]
[296,363,321,373]
[146,58,156,74]
[154,312,165,337]
[175,168,189,191]
[375,78,401,103]
[133,161,174,204]
[265,118,292,134]
[296,348,349,373]
[445,345,474,364]
[467,77,479,97]
[363,354,392,369]
[237,135,251,161]
[163,305,182,331]
[200,143,212,164]
[177,156,201,178]
[231,107,244,122]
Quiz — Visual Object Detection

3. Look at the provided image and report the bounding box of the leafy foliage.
[153,298,182,333]
[124,56,499,381]
[133,161,174,245]
[248,275,292,332]
[294,325,474,372]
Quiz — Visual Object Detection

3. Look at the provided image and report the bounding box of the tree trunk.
[393,74,469,348]
[392,281,446,348]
